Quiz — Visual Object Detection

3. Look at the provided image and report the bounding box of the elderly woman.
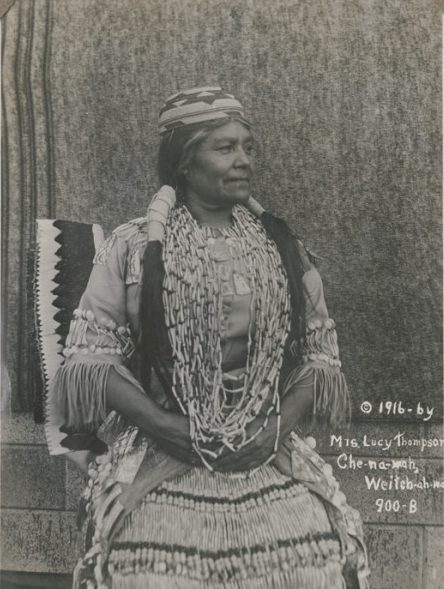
[47,87,369,589]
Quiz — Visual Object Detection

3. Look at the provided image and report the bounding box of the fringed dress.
[45,212,370,589]
[109,466,343,589]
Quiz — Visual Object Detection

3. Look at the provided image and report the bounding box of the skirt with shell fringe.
[107,464,346,589]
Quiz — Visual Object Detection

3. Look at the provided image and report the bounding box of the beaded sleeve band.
[62,309,135,359]
[162,205,291,470]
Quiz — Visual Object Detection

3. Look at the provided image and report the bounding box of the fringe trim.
[110,533,341,573]
[283,363,351,427]
[51,360,112,431]
[304,319,339,359]
[106,560,345,589]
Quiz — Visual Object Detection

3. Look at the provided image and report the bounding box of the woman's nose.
[234,147,251,167]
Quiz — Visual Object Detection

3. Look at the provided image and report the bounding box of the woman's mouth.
[227,178,249,185]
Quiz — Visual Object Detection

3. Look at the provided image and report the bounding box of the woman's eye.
[217,145,233,153]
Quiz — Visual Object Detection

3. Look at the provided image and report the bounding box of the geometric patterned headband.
[158,86,249,136]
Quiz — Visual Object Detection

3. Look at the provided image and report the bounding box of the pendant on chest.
[232,272,251,296]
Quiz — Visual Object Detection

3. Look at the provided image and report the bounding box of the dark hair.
[140,121,306,397]
[141,122,221,394]
[260,213,307,366]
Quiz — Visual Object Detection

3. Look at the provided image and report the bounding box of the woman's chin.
[227,188,251,205]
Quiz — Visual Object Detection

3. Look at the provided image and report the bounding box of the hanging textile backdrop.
[2,0,441,419]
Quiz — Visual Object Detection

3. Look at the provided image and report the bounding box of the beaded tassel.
[162,205,291,468]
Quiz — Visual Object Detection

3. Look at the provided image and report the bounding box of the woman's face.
[184,120,255,208]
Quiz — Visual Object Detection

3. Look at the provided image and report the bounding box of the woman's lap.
[108,465,345,588]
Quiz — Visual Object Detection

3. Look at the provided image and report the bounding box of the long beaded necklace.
[162,204,291,470]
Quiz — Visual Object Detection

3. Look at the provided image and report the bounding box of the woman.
[47,86,369,589]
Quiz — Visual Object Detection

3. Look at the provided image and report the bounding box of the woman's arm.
[48,221,198,468]
[106,367,198,464]
[64,367,198,472]
[68,371,313,474]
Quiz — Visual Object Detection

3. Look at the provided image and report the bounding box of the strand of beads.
[162,205,291,468]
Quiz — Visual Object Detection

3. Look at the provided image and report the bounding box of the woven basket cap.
[158,86,247,135]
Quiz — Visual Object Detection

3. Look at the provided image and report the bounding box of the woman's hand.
[155,411,202,466]
[210,375,315,473]
[106,367,199,465]
[213,413,279,472]
[106,365,313,471]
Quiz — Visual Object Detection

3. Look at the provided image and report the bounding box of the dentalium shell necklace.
[162,205,291,470]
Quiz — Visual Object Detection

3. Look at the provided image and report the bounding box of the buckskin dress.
[45,211,370,589]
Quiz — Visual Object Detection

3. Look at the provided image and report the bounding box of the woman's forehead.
[205,121,252,143]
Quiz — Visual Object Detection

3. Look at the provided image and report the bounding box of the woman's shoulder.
[111,216,148,243]
[93,217,148,284]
